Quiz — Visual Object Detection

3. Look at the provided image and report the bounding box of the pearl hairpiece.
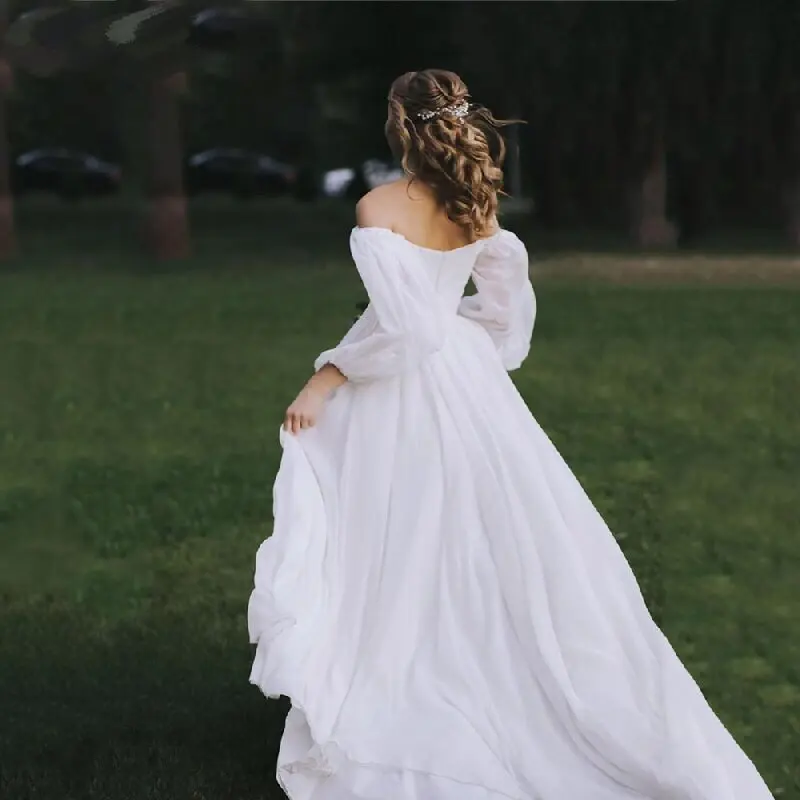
[416,100,471,122]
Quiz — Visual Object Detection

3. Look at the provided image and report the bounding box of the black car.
[185,148,298,199]
[13,149,121,199]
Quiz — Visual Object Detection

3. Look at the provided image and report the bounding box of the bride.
[247,69,775,800]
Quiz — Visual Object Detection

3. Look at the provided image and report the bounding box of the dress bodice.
[312,225,536,380]
[363,229,494,314]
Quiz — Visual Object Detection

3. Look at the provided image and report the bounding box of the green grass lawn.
[0,205,799,798]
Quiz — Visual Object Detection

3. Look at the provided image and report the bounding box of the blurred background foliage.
[1,0,799,241]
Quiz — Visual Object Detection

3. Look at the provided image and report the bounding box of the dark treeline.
[1,0,799,257]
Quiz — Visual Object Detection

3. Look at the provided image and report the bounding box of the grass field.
[1,201,799,799]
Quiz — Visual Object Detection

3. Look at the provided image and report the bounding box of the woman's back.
[355,178,493,252]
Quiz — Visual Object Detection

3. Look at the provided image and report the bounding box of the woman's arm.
[308,362,347,396]
[283,196,383,434]
[283,363,347,434]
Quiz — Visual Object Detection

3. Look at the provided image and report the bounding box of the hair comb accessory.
[416,100,471,121]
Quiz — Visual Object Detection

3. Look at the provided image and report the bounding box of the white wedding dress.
[247,227,774,800]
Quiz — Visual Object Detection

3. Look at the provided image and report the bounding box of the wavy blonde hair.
[385,69,518,241]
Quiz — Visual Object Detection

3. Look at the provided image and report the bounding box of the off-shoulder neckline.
[352,226,503,254]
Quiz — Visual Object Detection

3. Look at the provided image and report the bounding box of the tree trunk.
[786,187,800,245]
[0,15,16,260]
[628,122,678,248]
[527,119,560,229]
[783,108,800,246]
[142,69,189,259]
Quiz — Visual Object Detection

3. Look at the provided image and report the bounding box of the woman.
[248,70,775,800]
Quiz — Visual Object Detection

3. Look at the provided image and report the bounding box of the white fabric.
[248,227,774,800]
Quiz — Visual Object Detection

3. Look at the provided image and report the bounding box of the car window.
[59,155,87,171]
[32,156,64,170]
[211,156,239,170]
[47,154,85,169]
[256,156,286,172]
[212,155,253,171]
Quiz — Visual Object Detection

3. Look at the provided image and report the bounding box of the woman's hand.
[283,363,347,434]
[284,385,327,434]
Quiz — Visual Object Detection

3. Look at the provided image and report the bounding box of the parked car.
[13,148,121,199]
[323,159,403,200]
[185,148,298,199]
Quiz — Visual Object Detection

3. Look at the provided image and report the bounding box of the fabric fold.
[315,228,449,382]
[457,231,535,371]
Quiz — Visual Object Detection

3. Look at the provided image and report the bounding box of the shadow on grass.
[0,605,289,800]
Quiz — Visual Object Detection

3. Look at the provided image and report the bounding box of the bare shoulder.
[355,180,410,230]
